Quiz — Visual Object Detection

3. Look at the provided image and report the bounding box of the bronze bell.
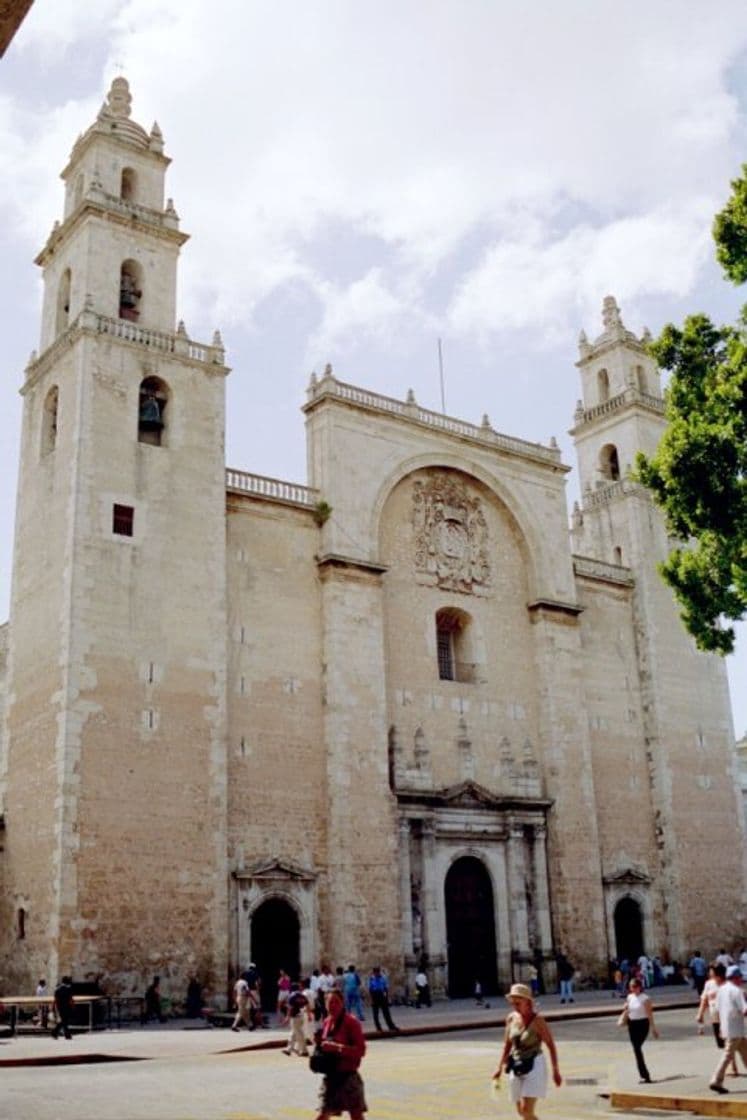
[139,393,163,429]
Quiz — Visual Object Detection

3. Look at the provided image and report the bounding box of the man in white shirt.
[710,966,747,1093]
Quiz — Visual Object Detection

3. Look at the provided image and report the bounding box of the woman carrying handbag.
[493,983,562,1119]
[619,976,659,1083]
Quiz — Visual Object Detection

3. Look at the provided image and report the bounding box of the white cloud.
[3,0,747,354]
[448,200,714,345]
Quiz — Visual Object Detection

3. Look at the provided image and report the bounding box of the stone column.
[531,822,553,954]
[491,839,513,989]
[421,820,447,993]
[398,818,414,965]
[507,820,530,968]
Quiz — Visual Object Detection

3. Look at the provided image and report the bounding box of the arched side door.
[250,898,301,1011]
[445,855,499,997]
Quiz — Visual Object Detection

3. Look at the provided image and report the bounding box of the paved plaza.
[3,996,747,1119]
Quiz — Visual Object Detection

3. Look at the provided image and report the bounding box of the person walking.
[343,966,365,1021]
[697,963,738,1076]
[689,951,708,995]
[313,989,367,1120]
[556,952,575,1003]
[619,976,659,1083]
[35,978,49,1029]
[51,976,74,1040]
[493,982,562,1120]
[231,975,252,1031]
[414,968,431,1008]
[367,966,398,1032]
[709,965,747,1094]
[282,983,309,1056]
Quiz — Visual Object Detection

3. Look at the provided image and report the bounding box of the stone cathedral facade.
[0,80,744,1004]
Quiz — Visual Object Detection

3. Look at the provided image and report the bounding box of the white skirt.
[508,1051,547,1103]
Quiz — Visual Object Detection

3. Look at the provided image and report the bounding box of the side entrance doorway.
[445,855,498,997]
[250,898,300,1011]
[614,896,644,963]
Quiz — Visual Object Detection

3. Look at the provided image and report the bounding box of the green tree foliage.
[636,166,747,654]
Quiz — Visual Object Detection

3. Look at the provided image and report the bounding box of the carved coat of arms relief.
[412,473,491,593]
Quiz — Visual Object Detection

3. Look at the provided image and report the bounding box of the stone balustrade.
[89,188,179,231]
[226,469,319,508]
[577,386,665,426]
[582,478,647,510]
[306,374,563,467]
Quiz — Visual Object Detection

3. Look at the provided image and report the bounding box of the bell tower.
[1,79,230,994]
[570,297,744,957]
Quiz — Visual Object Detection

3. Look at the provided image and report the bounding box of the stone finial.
[571,500,583,530]
[165,198,177,216]
[549,436,558,449]
[406,388,417,404]
[323,362,334,379]
[578,329,591,357]
[641,326,652,344]
[107,76,132,119]
[149,121,164,154]
[574,399,584,423]
[308,370,318,389]
[176,320,188,337]
[481,413,492,430]
[602,295,623,332]
[212,329,224,348]
[52,220,60,234]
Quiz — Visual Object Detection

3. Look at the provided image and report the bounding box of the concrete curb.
[0,997,699,1068]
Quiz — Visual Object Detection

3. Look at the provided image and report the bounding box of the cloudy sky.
[1,0,746,733]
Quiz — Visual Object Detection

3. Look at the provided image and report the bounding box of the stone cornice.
[22,312,228,394]
[316,552,389,579]
[396,779,552,813]
[526,597,583,620]
[36,196,187,266]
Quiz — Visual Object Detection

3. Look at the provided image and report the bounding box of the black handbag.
[506,1052,536,1077]
[309,1045,338,1075]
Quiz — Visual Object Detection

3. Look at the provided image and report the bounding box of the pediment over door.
[234,858,317,884]
[603,866,652,886]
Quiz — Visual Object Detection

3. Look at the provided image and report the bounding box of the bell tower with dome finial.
[0,79,230,994]
[569,296,740,960]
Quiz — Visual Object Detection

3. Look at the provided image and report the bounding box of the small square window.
[112,503,134,537]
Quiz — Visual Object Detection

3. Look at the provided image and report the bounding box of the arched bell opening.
[138,376,169,446]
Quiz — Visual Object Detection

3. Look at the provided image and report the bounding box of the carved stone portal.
[412,473,491,593]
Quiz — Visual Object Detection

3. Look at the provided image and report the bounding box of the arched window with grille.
[435,607,475,683]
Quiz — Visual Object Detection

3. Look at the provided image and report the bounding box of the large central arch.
[250,897,300,1010]
[445,855,498,997]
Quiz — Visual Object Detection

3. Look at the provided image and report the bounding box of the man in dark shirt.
[52,975,74,1039]
[367,966,399,1032]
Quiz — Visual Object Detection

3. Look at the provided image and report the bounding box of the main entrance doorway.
[445,856,498,997]
[614,896,644,962]
[250,898,300,1011]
